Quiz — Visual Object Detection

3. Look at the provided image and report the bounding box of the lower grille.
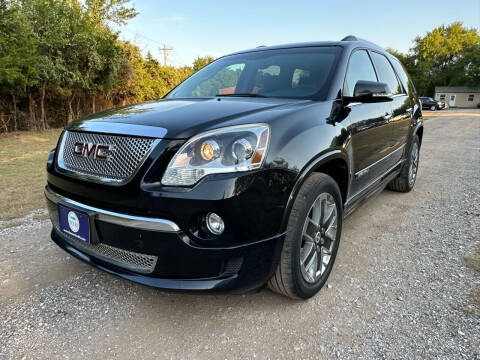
[47,199,157,274]
[223,257,243,275]
[63,231,158,274]
[68,237,157,274]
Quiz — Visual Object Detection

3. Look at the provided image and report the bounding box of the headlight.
[162,124,270,186]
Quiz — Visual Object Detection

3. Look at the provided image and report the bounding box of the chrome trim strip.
[67,121,169,138]
[56,131,161,186]
[45,187,180,232]
[347,158,405,205]
[354,144,405,178]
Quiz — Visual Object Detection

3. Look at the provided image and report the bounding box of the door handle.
[406,107,413,119]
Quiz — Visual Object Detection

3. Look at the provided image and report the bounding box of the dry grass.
[465,245,480,313]
[0,129,62,221]
[465,247,480,274]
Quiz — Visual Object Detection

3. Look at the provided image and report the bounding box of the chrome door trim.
[347,158,405,205]
[354,144,405,179]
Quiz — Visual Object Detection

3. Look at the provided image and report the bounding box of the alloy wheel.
[408,142,419,186]
[299,193,338,284]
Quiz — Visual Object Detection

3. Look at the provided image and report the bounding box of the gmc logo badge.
[73,142,115,161]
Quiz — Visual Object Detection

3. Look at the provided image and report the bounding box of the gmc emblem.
[73,142,115,161]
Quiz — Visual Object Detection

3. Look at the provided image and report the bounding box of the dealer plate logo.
[67,211,80,233]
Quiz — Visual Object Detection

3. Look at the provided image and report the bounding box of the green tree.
[450,43,480,87]
[22,0,128,124]
[22,0,72,129]
[193,56,215,72]
[391,22,480,96]
[111,43,194,104]
[0,0,38,130]
[84,0,138,27]
[415,22,479,94]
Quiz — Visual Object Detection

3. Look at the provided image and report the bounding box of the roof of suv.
[226,36,386,57]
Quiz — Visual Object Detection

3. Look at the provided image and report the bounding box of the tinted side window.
[344,50,377,97]
[390,58,409,94]
[370,52,401,95]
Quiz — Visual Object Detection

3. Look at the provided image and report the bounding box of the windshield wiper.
[215,93,269,98]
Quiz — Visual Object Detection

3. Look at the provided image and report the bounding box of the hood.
[67,98,309,139]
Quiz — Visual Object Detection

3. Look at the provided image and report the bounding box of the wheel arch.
[280,150,349,233]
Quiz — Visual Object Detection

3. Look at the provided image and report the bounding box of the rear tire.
[387,135,420,192]
[268,173,343,299]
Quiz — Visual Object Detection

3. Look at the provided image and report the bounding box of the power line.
[120,29,173,65]
[120,29,193,66]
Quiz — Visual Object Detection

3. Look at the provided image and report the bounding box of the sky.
[117,0,480,67]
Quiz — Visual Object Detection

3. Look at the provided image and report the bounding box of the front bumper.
[45,186,283,292]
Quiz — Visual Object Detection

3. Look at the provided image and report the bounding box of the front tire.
[430,105,436,111]
[268,173,343,299]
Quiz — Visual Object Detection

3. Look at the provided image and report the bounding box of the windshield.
[167,47,341,100]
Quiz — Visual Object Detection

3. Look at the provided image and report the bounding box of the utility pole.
[160,44,173,66]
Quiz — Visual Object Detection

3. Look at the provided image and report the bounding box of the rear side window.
[390,58,409,94]
[370,52,402,95]
[344,50,377,97]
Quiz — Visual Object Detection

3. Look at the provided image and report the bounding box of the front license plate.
[59,206,90,243]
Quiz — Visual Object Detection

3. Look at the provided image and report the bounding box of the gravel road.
[1,111,479,359]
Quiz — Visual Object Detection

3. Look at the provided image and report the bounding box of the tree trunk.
[0,112,8,133]
[76,96,81,120]
[28,90,36,131]
[67,95,74,124]
[12,94,17,132]
[92,95,96,113]
[39,83,47,130]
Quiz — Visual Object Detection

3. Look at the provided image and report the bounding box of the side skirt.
[343,159,404,218]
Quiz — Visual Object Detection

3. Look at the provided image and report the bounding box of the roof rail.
[341,35,358,41]
[341,35,384,50]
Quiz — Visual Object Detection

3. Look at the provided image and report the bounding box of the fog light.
[205,212,225,235]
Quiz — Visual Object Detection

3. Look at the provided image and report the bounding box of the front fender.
[279,149,350,233]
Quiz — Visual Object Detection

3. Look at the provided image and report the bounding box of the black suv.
[45,36,423,299]
[419,96,443,110]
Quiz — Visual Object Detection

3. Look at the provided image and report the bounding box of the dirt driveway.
[1,111,479,359]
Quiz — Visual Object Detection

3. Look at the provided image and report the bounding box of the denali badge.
[73,142,115,161]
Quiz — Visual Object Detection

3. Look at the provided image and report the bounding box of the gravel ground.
[1,111,479,359]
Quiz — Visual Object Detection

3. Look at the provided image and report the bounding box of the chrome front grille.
[57,130,157,184]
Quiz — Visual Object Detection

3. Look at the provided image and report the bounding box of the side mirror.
[344,80,393,104]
